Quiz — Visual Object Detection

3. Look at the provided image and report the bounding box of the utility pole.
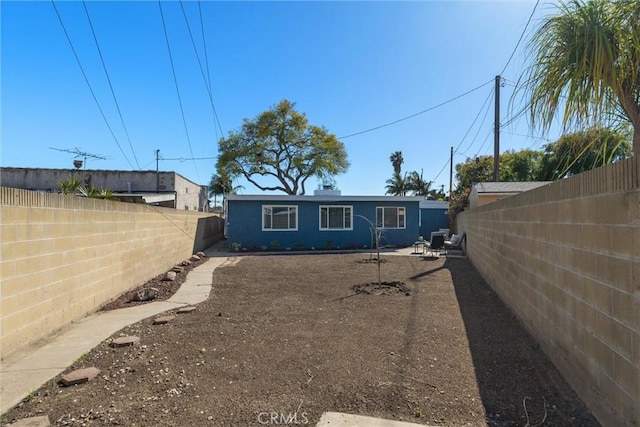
[155,149,160,193]
[494,75,501,182]
[449,146,453,200]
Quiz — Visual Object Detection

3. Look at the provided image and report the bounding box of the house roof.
[473,181,552,194]
[225,194,425,202]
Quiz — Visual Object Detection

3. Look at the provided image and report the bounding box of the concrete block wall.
[0,188,220,359]
[457,157,639,426]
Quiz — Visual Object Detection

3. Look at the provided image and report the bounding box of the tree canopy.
[448,127,632,216]
[216,100,349,195]
[520,0,640,154]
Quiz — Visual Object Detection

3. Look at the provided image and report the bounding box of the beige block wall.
[457,157,639,426]
[0,188,222,359]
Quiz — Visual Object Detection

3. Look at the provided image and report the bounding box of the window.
[320,206,352,230]
[376,206,405,229]
[263,205,297,230]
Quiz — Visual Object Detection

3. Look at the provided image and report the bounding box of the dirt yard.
[2,253,599,427]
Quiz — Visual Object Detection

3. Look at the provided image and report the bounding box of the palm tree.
[385,172,409,196]
[521,0,640,155]
[389,151,404,174]
[406,170,432,196]
[209,173,242,208]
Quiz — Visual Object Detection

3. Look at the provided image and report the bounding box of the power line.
[458,88,494,155]
[338,79,494,139]
[157,0,201,183]
[430,86,494,184]
[82,0,141,169]
[198,1,213,101]
[500,0,540,76]
[179,0,224,140]
[161,156,217,161]
[50,0,135,169]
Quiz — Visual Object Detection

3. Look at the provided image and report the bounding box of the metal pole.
[494,75,500,182]
[156,149,160,193]
[449,146,453,199]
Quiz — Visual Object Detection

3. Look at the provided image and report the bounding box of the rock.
[110,336,140,347]
[7,416,51,426]
[190,255,201,262]
[164,271,177,281]
[177,306,196,314]
[181,260,192,266]
[196,251,206,258]
[172,266,184,273]
[59,367,100,387]
[153,315,175,325]
[133,287,159,301]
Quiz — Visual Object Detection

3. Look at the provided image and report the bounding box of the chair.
[438,228,450,238]
[424,231,446,257]
[444,232,466,255]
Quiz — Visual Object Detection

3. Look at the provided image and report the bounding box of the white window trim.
[262,205,298,231]
[319,205,353,231]
[376,206,406,229]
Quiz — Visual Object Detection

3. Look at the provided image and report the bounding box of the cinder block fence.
[458,157,639,426]
[0,188,223,359]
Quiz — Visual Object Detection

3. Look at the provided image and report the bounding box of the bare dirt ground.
[2,253,599,427]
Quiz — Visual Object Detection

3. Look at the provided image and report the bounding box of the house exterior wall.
[173,173,208,211]
[470,193,514,208]
[0,187,222,359]
[0,167,207,211]
[226,198,420,250]
[418,201,449,238]
[457,157,639,427]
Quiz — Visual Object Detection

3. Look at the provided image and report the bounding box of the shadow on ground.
[444,257,600,427]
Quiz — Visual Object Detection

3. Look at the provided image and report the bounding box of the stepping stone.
[59,367,101,387]
[8,416,50,426]
[153,315,175,325]
[110,336,140,347]
[133,287,159,301]
[177,306,196,314]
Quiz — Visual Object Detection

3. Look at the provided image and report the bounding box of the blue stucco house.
[224,189,449,251]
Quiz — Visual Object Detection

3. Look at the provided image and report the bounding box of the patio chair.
[444,232,466,255]
[438,228,450,238]
[424,231,446,257]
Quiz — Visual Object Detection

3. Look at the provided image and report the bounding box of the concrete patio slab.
[316,412,434,427]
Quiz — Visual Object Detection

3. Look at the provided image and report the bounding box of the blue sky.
[1,1,560,196]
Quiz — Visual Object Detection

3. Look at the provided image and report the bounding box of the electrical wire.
[430,86,494,184]
[82,0,141,170]
[458,88,494,155]
[179,0,224,141]
[50,0,135,169]
[500,0,540,76]
[198,1,213,99]
[158,0,201,183]
[338,79,494,139]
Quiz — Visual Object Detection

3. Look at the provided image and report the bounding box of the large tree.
[389,151,404,174]
[521,0,640,155]
[536,126,632,180]
[216,100,349,195]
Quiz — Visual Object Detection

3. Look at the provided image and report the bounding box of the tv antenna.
[49,147,107,170]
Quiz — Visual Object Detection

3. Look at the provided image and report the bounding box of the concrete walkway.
[0,245,228,415]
